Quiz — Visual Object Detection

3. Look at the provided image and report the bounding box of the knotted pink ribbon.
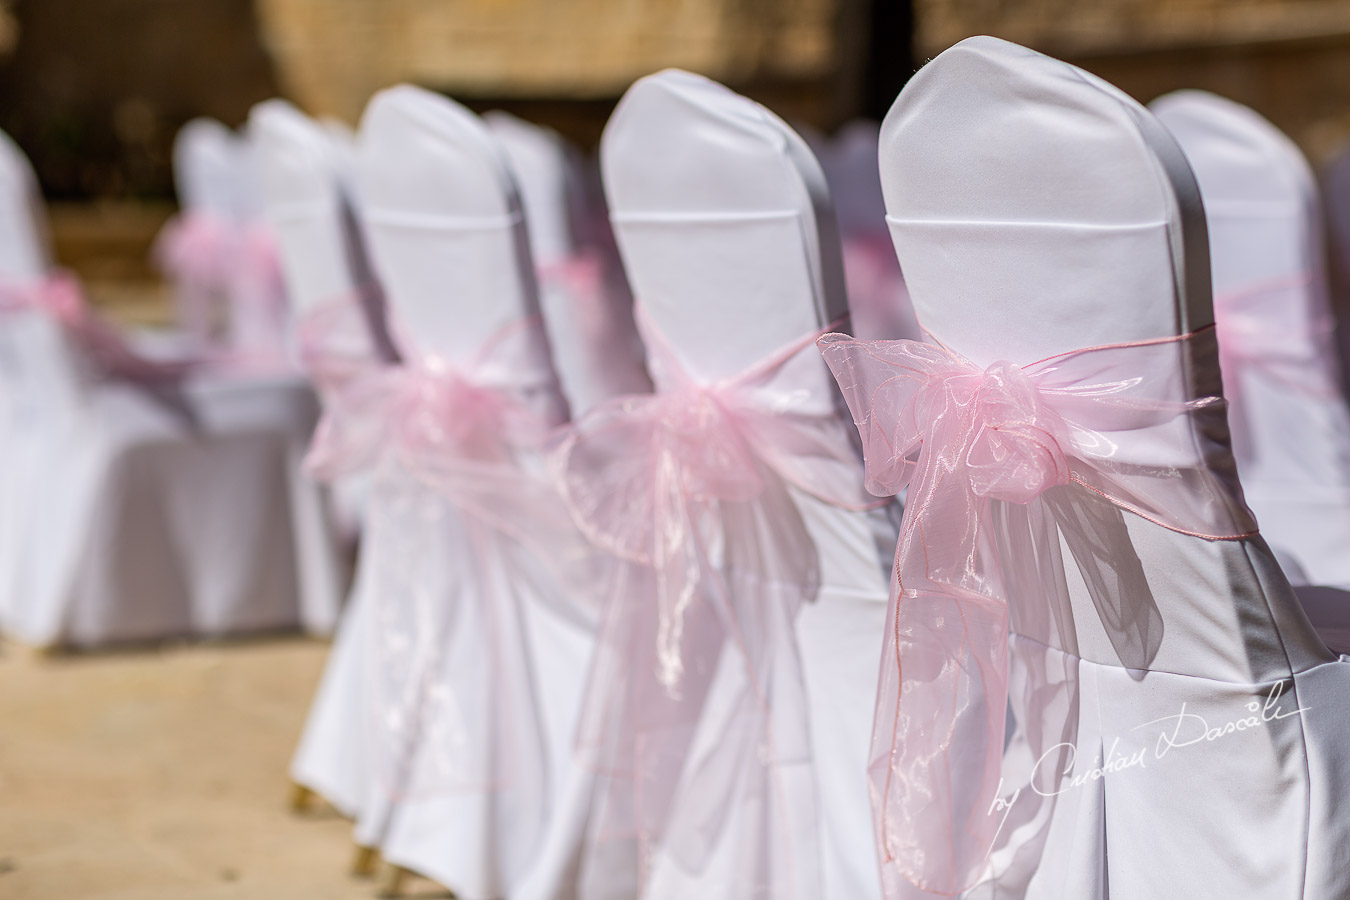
[552,314,885,897]
[300,300,591,806]
[299,303,564,490]
[818,326,1258,897]
[0,272,196,383]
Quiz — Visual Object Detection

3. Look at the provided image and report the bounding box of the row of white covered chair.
[257,36,1350,900]
[264,73,899,900]
[0,125,343,648]
[4,30,1350,898]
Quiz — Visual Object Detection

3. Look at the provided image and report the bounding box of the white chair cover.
[326,86,592,900]
[160,119,245,341]
[483,112,579,267]
[174,118,245,220]
[820,120,886,240]
[249,98,388,818]
[816,120,919,342]
[251,102,364,317]
[1152,91,1350,593]
[523,69,897,900]
[485,110,651,414]
[161,118,291,361]
[0,131,51,280]
[0,128,335,647]
[230,125,292,362]
[1325,144,1350,461]
[861,36,1350,899]
[0,126,57,618]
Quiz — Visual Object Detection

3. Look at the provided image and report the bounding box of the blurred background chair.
[1154,91,1350,598]
[862,35,1350,898]
[0,128,339,648]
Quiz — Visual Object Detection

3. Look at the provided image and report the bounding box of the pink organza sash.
[300,299,567,486]
[818,327,1258,896]
[300,297,583,582]
[226,222,290,363]
[0,272,196,383]
[154,211,289,358]
[294,292,391,475]
[153,210,232,343]
[1215,273,1338,384]
[538,249,604,303]
[1214,273,1343,453]
[300,297,590,804]
[552,312,884,896]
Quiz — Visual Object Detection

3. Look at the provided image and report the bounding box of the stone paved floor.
[0,637,443,899]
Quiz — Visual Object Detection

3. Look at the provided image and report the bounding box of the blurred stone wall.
[0,0,875,308]
[0,0,279,200]
[913,0,1350,161]
[0,0,281,307]
[255,0,869,142]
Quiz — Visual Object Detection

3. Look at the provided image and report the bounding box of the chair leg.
[377,864,410,898]
[288,783,315,814]
[351,844,380,878]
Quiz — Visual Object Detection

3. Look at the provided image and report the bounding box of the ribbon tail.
[660,487,824,899]
[871,579,1009,896]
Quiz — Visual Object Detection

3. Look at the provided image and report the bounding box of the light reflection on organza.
[296,292,595,829]
[818,326,1259,898]
[551,311,887,898]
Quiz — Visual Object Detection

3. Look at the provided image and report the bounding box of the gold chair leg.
[351,844,380,878]
[377,864,410,898]
[288,783,315,814]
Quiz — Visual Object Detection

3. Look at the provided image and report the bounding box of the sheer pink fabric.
[538,249,604,304]
[1214,273,1341,448]
[154,212,288,359]
[299,297,591,803]
[817,327,1258,897]
[294,292,387,474]
[0,272,196,383]
[153,210,232,343]
[551,314,885,897]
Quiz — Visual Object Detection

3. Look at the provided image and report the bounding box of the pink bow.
[153,211,233,343]
[300,301,566,524]
[0,272,196,383]
[819,327,1258,897]
[301,302,590,808]
[552,316,883,897]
